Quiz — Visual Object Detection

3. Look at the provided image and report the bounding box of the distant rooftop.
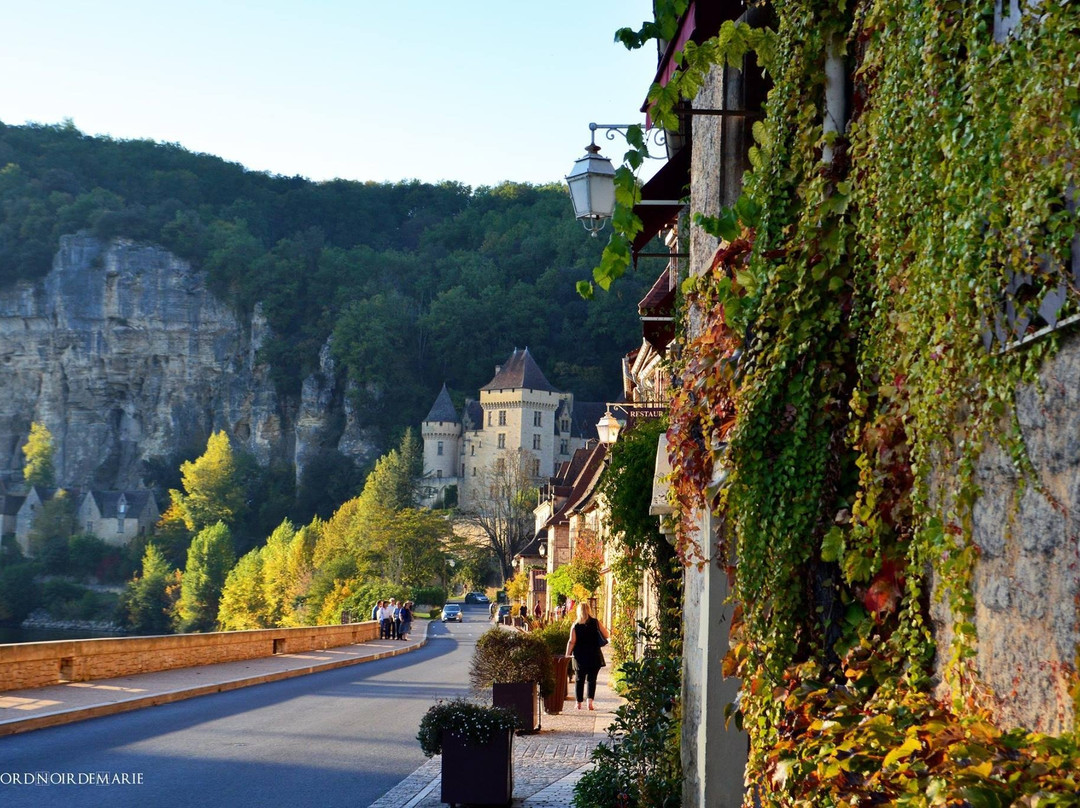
[481,348,558,393]
[423,383,459,423]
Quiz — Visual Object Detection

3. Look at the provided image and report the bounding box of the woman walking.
[565,602,609,710]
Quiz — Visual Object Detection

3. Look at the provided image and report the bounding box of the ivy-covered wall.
[607,0,1080,803]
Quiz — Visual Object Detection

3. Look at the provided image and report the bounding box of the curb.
[0,628,429,738]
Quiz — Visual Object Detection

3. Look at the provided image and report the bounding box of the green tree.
[170,431,245,532]
[22,421,56,488]
[216,547,267,630]
[123,544,178,635]
[27,491,77,566]
[357,507,452,590]
[174,521,235,632]
[357,429,423,512]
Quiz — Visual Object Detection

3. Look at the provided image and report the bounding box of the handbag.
[596,647,606,668]
[594,618,608,647]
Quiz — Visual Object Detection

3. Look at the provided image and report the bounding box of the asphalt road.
[0,604,496,808]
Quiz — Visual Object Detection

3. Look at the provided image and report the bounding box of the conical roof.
[423,384,459,423]
[480,348,558,393]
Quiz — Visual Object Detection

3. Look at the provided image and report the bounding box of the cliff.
[0,235,376,490]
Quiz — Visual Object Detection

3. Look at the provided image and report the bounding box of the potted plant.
[531,617,574,714]
[417,699,518,806]
[470,627,555,732]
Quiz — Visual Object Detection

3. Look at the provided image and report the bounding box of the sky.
[0,0,665,188]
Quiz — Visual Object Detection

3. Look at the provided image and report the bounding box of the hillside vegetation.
[0,120,654,439]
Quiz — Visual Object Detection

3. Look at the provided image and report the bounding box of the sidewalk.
[0,625,429,737]
[367,665,620,808]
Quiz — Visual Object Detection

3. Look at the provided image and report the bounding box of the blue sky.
[0,1,662,187]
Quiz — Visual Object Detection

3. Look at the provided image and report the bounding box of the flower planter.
[544,655,571,714]
[493,681,539,733]
[440,727,513,806]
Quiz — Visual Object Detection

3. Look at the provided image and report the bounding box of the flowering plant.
[416,699,520,757]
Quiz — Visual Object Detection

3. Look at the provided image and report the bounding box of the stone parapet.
[0,622,379,692]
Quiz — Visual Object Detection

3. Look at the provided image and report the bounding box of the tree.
[123,544,178,635]
[169,432,246,532]
[174,521,235,632]
[27,491,77,567]
[462,448,539,581]
[216,548,267,631]
[358,429,423,512]
[357,507,453,590]
[22,421,55,488]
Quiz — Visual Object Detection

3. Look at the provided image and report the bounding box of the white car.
[441,604,463,622]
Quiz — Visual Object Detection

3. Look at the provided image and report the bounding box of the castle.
[420,348,604,509]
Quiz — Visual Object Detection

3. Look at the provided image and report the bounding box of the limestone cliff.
[0,235,376,490]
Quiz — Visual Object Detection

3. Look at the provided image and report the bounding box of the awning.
[631,146,690,261]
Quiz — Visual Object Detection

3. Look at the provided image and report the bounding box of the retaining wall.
[0,622,380,691]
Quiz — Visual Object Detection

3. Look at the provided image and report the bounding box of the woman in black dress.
[564,602,610,710]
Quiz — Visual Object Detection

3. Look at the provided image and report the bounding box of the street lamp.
[565,126,616,236]
[596,409,623,445]
[538,542,546,558]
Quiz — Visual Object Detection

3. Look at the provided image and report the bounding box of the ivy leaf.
[821,526,845,563]
[576,280,595,300]
[883,736,922,768]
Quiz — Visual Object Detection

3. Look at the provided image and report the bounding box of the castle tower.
[421,384,462,506]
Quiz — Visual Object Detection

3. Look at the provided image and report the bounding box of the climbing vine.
[607,0,1080,803]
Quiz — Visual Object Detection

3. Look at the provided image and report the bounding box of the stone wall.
[0,622,379,691]
[933,331,1080,733]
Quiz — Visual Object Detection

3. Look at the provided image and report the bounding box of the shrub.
[416,699,519,757]
[531,615,573,658]
[470,626,555,696]
[410,586,446,607]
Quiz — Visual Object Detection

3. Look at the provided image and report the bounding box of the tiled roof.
[1,495,25,516]
[91,490,154,519]
[570,402,608,441]
[481,348,558,393]
[423,384,459,423]
[464,400,484,431]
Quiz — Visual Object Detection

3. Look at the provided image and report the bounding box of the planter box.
[493,681,539,733]
[440,727,513,806]
[544,656,571,714]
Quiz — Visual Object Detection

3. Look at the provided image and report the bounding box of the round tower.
[421,384,462,492]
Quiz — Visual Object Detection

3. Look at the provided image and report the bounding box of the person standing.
[564,602,609,711]
[399,601,413,640]
[389,598,400,640]
[377,600,392,639]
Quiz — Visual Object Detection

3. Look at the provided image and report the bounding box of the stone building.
[419,348,603,509]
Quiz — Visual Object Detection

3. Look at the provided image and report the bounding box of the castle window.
[436,469,442,478]
[532,458,541,477]
[560,440,568,454]
[471,445,475,456]
[561,419,570,432]
[533,411,542,427]
[533,434,541,450]
[437,441,444,456]
[495,458,506,473]
[488,411,493,426]
[472,467,477,476]
[498,410,507,426]
[461,463,465,476]
[498,433,506,449]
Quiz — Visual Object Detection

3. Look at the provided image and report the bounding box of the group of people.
[371,598,413,641]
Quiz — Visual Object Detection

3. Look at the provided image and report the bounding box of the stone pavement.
[367,665,620,808]
[0,620,623,807]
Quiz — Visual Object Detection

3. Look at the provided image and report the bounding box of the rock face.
[0,235,376,490]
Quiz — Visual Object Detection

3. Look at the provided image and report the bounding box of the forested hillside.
[0,120,654,439]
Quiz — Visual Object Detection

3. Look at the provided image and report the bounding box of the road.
[0,604,496,808]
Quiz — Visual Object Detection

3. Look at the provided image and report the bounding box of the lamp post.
[596,409,623,445]
[565,126,616,236]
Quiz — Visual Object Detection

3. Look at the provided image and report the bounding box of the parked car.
[441,604,463,623]
[493,604,510,622]
[464,592,490,605]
